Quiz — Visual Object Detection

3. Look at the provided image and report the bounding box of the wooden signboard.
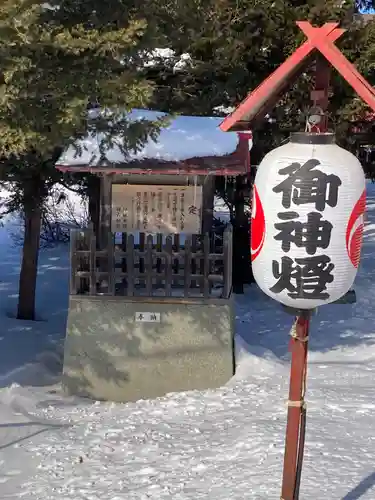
[111,184,203,234]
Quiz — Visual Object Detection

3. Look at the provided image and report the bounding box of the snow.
[142,49,193,72]
[0,222,69,496]
[213,104,236,115]
[56,109,240,167]
[2,183,375,498]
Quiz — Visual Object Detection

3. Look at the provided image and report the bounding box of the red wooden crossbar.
[217,20,375,500]
[220,21,375,132]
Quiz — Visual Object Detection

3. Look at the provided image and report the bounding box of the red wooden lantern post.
[220,21,375,500]
[281,313,310,499]
[282,52,331,500]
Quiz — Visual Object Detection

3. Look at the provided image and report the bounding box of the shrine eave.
[55,154,247,176]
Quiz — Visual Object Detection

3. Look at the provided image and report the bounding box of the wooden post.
[121,232,127,291]
[281,312,310,500]
[165,236,173,296]
[107,234,115,295]
[311,55,331,133]
[184,236,192,297]
[89,229,97,295]
[156,233,163,288]
[87,174,101,235]
[70,229,79,295]
[126,234,135,297]
[202,174,215,234]
[191,234,198,290]
[281,54,331,500]
[203,233,210,298]
[145,234,153,296]
[173,234,180,277]
[232,175,247,294]
[223,226,233,299]
[238,131,255,285]
[99,174,114,293]
[99,174,113,249]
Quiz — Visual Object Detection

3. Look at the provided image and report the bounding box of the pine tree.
[0,0,163,320]
[141,0,374,149]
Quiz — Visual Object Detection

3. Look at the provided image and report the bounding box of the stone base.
[62,296,235,403]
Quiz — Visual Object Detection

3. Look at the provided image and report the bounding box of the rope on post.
[290,321,309,342]
[286,400,306,409]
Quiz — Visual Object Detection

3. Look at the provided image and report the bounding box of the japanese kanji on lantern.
[251,132,366,309]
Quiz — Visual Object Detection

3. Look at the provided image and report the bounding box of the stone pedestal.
[62,295,235,402]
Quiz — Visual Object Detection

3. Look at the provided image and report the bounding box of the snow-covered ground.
[1,185,375,498]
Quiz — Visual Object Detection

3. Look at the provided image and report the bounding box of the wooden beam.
[56,164,246,176]
[311,55,331,132]
[298,21,375,110]
[99,174,113,248]
[201,175,215,234]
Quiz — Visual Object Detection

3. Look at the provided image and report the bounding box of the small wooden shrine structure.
[57,110,250,403]
[57,111,250,299]
[220,21,375,500]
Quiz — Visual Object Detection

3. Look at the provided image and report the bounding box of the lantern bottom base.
[280,289,357,316]
[280,306,316,317]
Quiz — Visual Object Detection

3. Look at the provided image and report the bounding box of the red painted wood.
[219,23,344,132]
[311,56,331,132]
[281,316,310,500]
[298,21,375,110]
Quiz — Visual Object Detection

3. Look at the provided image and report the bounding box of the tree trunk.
[17,197,42,320]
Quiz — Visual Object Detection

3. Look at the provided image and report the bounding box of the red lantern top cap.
[220,21,375,132]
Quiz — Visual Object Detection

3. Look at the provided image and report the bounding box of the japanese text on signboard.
[270,159,342,301]
[111,185,202,234]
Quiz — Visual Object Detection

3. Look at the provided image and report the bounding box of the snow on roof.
[56,109,240,168]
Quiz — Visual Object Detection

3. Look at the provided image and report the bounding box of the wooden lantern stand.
[281,311,310,500]
[282,54,330,500]
[219,21,375,500]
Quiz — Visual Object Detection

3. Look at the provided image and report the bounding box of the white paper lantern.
[251,132,366,310]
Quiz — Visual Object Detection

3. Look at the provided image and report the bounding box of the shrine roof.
[55,109,248,175]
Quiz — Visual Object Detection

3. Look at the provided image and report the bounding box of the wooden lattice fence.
[70,227,233,299]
